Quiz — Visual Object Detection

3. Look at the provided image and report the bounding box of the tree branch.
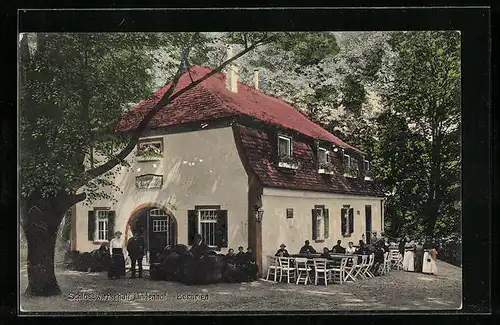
[79,34,273,186]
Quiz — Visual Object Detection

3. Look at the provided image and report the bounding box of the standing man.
[127,231,145,279]
[414,241,424,273]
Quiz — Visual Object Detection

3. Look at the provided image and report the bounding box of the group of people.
[276,239,370,258]
[401,239,438,275]
[225,246,256,263]
[274,238,396,277]
[106,230,146,280]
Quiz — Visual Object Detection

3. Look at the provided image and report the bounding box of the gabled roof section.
[233,124,385,197]
[117,65,362,153]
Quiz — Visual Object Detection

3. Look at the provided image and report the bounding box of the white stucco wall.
[261,188,384,272]
[74,126,248,253]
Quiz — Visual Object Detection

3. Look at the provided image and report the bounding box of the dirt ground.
[19,259,461,313]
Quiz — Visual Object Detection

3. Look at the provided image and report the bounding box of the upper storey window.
[136,138,163,161]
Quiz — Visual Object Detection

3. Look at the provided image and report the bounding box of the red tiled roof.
[117,65,361,153]
[234,124,386,197]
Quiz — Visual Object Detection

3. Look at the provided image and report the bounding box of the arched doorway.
[127,205,177,263]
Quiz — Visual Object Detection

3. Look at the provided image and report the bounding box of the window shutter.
[216,210,228,248]
[348,208,354,234]
[324,209,330,239]
[107,211,116,240]
[88,210,95,241]
[341,209,347,235]
[187,210,198,245]
[311,209,317,240]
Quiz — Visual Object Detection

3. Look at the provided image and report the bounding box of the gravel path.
[19,260,461,312]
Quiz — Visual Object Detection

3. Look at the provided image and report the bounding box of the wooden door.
[365,205,372,244]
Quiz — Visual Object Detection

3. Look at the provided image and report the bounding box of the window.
[343,154,351,169]
[137,137,164,161]
[286,208,294,219]
[312,205,329,242]
[351,158,359,172]
[318,147,328,165]
[150,209,171,233]
[278,135,292,158]
[341,206,354,236]
[188,207,228,248]
[152,219,169,232]
[199,209,218,247]
[96,210,109,241]
[364,160,370,171]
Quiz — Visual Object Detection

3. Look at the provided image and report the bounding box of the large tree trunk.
[22,192,86,296]
[23,211,63,296]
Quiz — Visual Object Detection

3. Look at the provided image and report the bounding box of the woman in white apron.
[422,243,437,275]
[402,241,415,272]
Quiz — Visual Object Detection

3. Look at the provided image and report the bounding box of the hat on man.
[114,231,123,236]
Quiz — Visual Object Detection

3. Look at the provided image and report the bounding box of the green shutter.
[348,208,354,234]
[341,209,347,235]
[107,211,116,240]
[311,209,317,240]
[324,209,330,239]
[187,210,198,245]
[216,210,228,248]
[88,210,95,241]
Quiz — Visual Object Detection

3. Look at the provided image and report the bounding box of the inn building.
[71,63,387,275]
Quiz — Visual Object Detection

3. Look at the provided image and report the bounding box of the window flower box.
[277,154,300,170]
[318,162,336,175]
[136,139,163,162]
[136,148,163,161]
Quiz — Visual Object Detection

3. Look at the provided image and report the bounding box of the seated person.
[236,246,245,256]
[299,240,317,254]
[245,247,256,263]
[345,242,356,254]
[331,240,346,254]
[225,248,235,261]
[356,240,367,254]
[275,244,290,257]
[320,247,332,259]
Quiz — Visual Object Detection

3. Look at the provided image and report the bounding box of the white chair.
[364,253,375,278]
[313,258,335,286]
[343,256,358,282]
[380,252,391,275]
[278,257,296,283]
[357,255,370,279]
[265,255,281,282]
[330,257,348,284]
[390,250,402,270]
[295,257,312,285]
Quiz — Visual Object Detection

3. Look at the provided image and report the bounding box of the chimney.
[253,68,259,90]
[226,45,238,93]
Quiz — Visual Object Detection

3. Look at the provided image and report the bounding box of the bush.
[436,241,461,267]
[153,247,258,285]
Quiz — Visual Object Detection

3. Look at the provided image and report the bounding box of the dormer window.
[343,153,357,178]
[277,134,299,170]
[343,153,351,170]
[137,137,164,162]
[364,160,373,181]
[278,135,292,158]
[318,147,328,165]
[317,146,335,175]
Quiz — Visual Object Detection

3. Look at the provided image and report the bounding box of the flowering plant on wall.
[318,162,337,175]
[136,140,163,161]
[277,154,300,170]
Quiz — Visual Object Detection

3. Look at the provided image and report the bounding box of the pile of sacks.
[65,244,110,272]
[149,244,258,285]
